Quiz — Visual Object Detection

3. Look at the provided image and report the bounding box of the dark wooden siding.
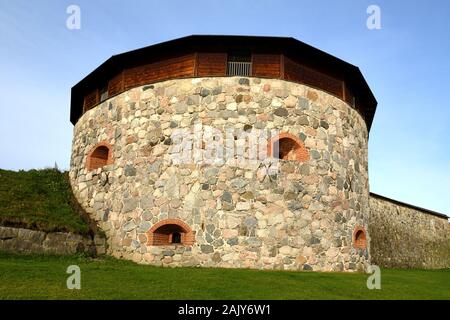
[83,89,99,112]
[343,83,354,106]
[196,53,227,76]
[284,57,343,99]
[252,54,281,78]
[108,72,124,97]
[123,54,196,89]
[354,99,365,121]
[79,52,357,118]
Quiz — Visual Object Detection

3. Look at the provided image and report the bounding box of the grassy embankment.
[0,168,90,235]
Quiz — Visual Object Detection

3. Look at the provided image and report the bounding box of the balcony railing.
[227,61,252,77]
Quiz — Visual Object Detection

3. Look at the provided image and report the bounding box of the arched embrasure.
[147,219,195,246]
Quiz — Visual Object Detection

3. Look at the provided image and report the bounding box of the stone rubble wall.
[70,77,370,272]
[369,195,450,269]
[0,226,106,256]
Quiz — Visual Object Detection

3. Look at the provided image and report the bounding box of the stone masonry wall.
[70,77,370,272]
[0,226,106,256]
[369,195,450,269]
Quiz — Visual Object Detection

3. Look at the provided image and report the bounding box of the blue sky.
[1,0,449,215]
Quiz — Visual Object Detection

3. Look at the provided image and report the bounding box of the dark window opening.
[227,53,252,76]
[172,232,181,244]
[273,138,300,161]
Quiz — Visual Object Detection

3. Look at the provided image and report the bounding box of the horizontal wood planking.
[108,72,124,97]
[284,57,343,99]
[196,53,227,76]
[123,54,196,89]
[344,83,354,106]
[252,54,281,78]
[83,89,99,112]
[79,52,360,118]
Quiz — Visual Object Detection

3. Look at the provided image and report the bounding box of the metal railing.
[227,61,252,76]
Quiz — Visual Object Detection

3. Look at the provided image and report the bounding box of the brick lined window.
[86,142,113,171]
[353,226,367,249]
[268,132,309,162]
[147,219,195,246]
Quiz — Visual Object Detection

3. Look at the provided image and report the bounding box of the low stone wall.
[369,193,450,269]
[0,226,106,256]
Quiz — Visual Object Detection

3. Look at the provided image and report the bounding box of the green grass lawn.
[0,169,89,235]
[0,252,449,300]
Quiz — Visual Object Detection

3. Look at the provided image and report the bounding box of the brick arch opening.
[147,219,195,246]
[86,142,113,171]
[268,132,309,162]
[353,226,367,249]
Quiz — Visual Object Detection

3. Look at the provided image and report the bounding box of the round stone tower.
[69,35,377,272]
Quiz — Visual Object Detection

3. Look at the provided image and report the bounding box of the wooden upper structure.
[70,35,377,130]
